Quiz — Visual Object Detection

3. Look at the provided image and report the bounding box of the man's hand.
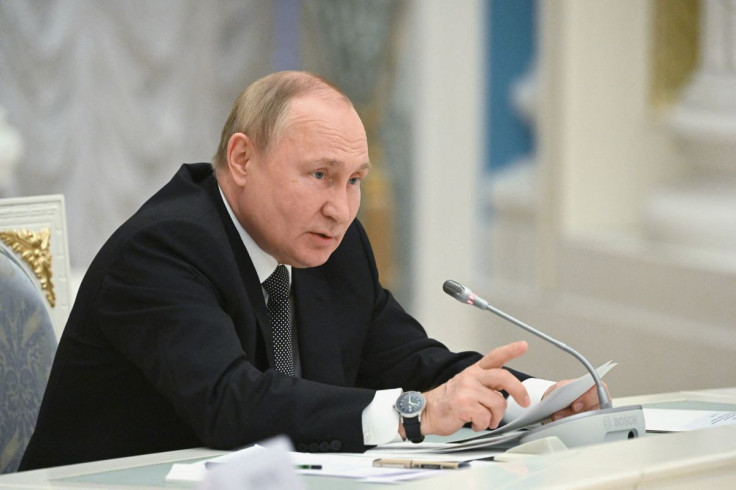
[418,341,531,437]
[542,380,610,422]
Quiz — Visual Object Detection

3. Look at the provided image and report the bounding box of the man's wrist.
[394,391,426,443]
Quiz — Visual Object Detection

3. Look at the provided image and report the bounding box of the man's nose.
[322,187,353,223]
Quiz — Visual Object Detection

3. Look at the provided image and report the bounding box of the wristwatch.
[394,391,426,443]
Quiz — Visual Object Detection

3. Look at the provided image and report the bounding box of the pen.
[372,458,469,470]
[205,462,322,470]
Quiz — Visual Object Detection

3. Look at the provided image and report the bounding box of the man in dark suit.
[20,71,602,470]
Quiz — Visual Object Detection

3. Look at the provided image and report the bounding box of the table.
[2,388,735,489]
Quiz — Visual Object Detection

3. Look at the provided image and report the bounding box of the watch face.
[396,391,426,417]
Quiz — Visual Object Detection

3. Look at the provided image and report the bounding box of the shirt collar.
[218,186,291,285]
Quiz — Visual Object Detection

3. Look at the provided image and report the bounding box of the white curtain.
[0,0,273,269]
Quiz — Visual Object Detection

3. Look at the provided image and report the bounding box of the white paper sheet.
[643,409,736,432]
[166,446,444,484]
[491,360,616,434]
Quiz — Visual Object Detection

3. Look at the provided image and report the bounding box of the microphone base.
[519,405,646,449]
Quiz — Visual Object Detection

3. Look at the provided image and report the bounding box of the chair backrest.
[0,195,71,339]
[0,195,70,473]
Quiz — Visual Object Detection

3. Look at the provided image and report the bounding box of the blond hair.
[212,71,350,172]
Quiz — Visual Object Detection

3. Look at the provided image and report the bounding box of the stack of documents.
[376,361,616,453]
[167,362,617,485]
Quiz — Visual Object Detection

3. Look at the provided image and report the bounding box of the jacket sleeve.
[347,221,531,392]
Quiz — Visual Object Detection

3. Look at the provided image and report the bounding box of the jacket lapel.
[203,171,276,370]
[292,269,346,386]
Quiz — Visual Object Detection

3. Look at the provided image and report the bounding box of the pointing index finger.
[477,341,528,370]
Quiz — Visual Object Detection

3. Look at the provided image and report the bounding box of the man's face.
[235,94,370,268]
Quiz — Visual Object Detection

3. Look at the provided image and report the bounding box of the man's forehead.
[282,98,367,138]
[285,95,355,123]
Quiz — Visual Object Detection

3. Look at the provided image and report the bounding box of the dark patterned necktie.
[262,265,295,376]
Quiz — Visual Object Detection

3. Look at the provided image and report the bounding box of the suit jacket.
[20,163,528,470]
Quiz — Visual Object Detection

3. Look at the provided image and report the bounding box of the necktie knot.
[263,264,289,300]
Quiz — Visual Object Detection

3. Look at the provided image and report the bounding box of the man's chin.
[288,251,335,269]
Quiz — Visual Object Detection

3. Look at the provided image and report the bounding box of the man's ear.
[226,133,253,186]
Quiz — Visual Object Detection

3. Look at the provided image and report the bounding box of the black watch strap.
[402,416,424,443]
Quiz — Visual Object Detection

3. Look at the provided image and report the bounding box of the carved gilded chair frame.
[0,195,71,340]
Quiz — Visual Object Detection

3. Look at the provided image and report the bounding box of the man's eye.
[313,171,326,180]
[349,177,361,185]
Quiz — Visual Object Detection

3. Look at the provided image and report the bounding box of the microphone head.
[442,280,466,300]
[443,279,488,310]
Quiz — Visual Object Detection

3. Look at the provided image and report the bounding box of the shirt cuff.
[503,378,556,422]
[362,388,403,445]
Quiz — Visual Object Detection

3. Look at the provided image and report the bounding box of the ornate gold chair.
[0,195,71,473]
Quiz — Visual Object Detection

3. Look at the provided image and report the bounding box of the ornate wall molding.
[649,0,700,108]
[644,0,736,252]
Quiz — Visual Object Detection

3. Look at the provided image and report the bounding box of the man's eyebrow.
[320,159,372,171]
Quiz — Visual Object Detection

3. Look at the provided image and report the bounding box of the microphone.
[443,279,645,448]
[443,280,611,409]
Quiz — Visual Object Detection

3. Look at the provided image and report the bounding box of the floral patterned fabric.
[0,244,57,473]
